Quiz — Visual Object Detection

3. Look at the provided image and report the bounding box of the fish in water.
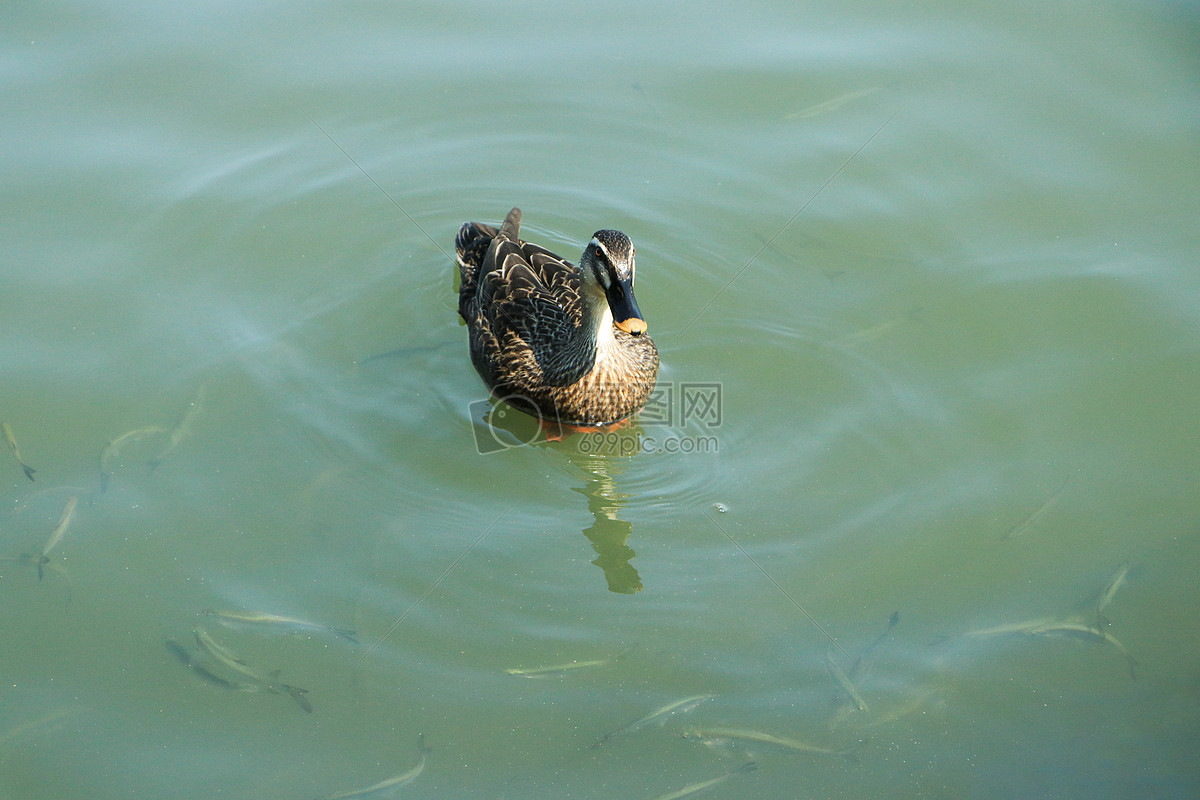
[1002,476,1070,539]
[1093,561,1131,628]
[863,685,948,729]
[958,616,1061,638]
[201,609,358,643]
[850,611,900,678]
[591,693,714,748]
[827,612,899,728]
[191,626,313,711]
[680,726,856,758]
[0,706,85,747]
[958,615,1138,680]
[164,638,258,692]
[324,734,431,799]
[785,86,881,120]
[504,649,627,678]
[647,762,757,800]
[98,425,168,492]
[1025,620,1139,680]
[38,496,78,580]
[0,552,73,600]
[149,383,207,472]
[2,421,36,481]
[826,650,869,713]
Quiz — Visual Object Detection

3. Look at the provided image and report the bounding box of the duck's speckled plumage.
[456,207,659,427]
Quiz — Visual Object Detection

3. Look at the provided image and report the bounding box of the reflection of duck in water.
[572,452,642,594]
[455,208,659,436]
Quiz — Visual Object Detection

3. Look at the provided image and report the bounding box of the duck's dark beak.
[607,277,647,335]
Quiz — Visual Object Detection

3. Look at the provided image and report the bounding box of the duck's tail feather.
[456,207,523,321]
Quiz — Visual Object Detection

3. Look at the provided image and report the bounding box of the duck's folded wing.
[478,260,589,387]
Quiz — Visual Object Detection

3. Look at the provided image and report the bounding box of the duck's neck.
[587,294,619,360]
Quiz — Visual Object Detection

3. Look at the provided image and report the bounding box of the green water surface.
[2,1,1199,798]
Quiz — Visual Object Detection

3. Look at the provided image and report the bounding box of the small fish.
[1025,621,1139,680]
[834,307,924,344]
[285,683,313,713]
[0,706,84,746]
[192,627,255,671]
[164,638,256,691]
[863,686,946,729]
[786,87,881,120]
[680,727,854,757]
[149,383,207,471]
[201,609,357,643]
[192,627,312,711]
[353,343,448,369]
[2,421,36,481]
[1094,561,1131,627]
[591,693,714,748]
[959,617,1060,638]
[0,553,73,600]
[826,650,868,713]
[504,650,626,678]
[38,496,78,580]
[851,611,900,678]
[98,425,168,492]
[325,734,431,799]
[647,762,756,800]
[1026,620,1125,644]
[1003,476,1070,539]
[828,612,899,728]
[164,637,192,667]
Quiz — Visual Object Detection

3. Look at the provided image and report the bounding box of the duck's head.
[581,229,648,336]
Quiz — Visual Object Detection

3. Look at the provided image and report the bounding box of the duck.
[456,207,659,430]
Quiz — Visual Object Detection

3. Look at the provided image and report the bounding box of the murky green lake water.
[3,1,1199,798]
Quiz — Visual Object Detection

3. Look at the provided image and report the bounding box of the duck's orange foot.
[539,417,631,442]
